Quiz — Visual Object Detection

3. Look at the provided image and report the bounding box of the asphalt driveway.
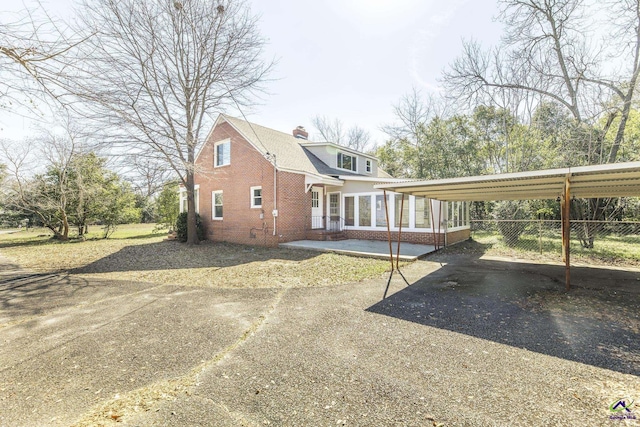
[1,254,639,426]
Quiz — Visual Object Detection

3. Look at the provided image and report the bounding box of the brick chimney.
[292,125,308,140]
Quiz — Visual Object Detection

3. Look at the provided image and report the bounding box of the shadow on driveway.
[0,270,109,326]
[70,241,319,274]
[367,255,640,376]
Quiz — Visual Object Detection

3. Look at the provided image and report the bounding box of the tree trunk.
[185,133,199,245]
[60,209,70,240]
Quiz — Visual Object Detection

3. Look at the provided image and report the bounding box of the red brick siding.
[343,228,470,246]
[194,122,311,247]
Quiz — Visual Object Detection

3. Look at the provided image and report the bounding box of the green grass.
[0,223,166,248]
[472,230,640,266]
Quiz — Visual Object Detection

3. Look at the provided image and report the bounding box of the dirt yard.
[0,227,392,288]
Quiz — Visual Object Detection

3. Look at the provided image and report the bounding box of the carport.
[375,161,640,292]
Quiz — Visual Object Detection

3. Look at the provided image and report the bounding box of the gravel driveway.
[1,253,639,426]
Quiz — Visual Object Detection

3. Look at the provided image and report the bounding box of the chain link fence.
[471,220,640,267]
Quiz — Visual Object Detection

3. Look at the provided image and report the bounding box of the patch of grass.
[470,230,640,267]
[0,224,165,248]
[0,228,55,248]
[0,227,393,288]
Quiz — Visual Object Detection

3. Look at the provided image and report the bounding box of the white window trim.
[336,151,358,172]
[212,190,223,220]
[365,159,372,174]
[445,201,471,231]
[214,139,231,168]
[250,186,262,208]
[339,192,439,232]
[328,191,342,217]
[179,185,200,214]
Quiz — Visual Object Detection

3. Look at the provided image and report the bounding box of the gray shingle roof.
[223,115,325,176]
[303,149,362,177]
[223,115,387,178]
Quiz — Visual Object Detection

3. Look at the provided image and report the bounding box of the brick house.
[181,114,470,247]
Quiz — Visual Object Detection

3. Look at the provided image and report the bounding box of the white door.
[311,187,323,229]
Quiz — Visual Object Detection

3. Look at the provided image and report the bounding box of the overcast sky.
[0,0,503,146]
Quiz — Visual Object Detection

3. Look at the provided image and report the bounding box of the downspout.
[272,154,277,236]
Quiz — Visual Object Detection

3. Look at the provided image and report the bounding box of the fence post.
[538,214,543,254]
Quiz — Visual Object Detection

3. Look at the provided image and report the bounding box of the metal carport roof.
[374,161,640,201]
[374,161,640,293]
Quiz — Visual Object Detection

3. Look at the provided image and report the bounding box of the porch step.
[326,232,347,241]
[306,230,347,241]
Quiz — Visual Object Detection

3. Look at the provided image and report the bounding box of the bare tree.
[311,115,371,152]
[74,0,272,244]
[0,1,83,111]
[128,156,173,199]
[443,0,640,247]
[381,88,447,144]
[443,0,640,166]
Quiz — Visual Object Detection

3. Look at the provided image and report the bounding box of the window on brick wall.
[250,186,262,208]
[214,140,230,167]
[212,190,223,219]
[179,186,199,214]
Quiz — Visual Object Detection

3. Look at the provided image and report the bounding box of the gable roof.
[221,115,323,176]
[217,115,389,179]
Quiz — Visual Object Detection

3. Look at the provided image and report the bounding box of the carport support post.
[383,191,394,270]
[382,190,409,299]
[561,177,571,291]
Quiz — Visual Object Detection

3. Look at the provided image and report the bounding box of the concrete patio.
[279,238,436,260]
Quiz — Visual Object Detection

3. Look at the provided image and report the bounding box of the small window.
[251,186,262,208]
[215,140,230,167]
[179,187,199,213]
[366,159,372,173]
[337,152,357,172]
[212,190,223,219]
[311,190,319,208]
